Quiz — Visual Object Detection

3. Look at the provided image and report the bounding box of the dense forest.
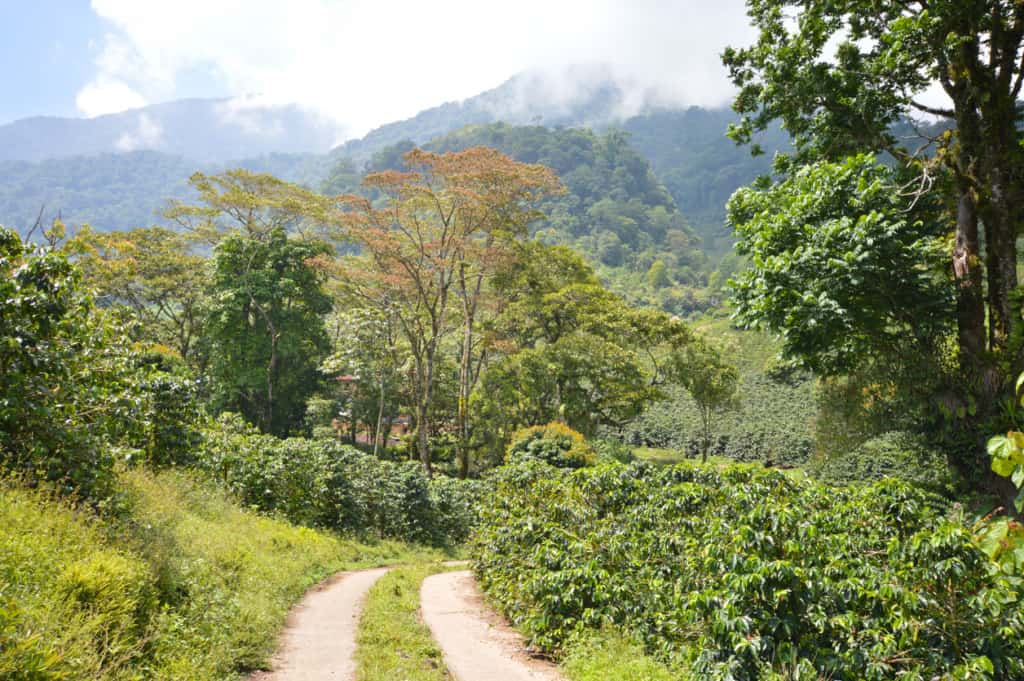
[5,1,1024,679]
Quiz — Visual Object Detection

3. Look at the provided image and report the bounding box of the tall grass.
[0,468,441,680]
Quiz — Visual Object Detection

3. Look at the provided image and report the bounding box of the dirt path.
[250,567,390,681]
[420,570,565,681]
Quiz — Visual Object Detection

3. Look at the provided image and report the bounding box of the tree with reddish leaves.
[335,146,562,476]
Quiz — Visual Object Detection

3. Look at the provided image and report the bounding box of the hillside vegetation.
[0,468,438,680]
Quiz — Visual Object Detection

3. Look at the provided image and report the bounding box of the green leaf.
[992,456,1016,478]
[1013,466,1024,489]
[988,435,1009,458]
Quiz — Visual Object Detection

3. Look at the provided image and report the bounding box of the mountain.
[0,98,341,163]
[332,66,655,162]
[0,69,790,274]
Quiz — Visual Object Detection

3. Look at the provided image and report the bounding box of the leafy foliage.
[506,423,596,469]
[196,414,479,545]
[810,431,959,499]
[0,227,139,502]
[621,322,816,468]
[473,460,1024,679]
[65,226,208,363]
[476,241,692,453]
[980,374,1024,579]
[364,124,711,310]
[667,336,740,461]
[728,154,952,376]
[205,227,332,435]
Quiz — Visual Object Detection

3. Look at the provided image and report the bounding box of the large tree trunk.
[980,119,1021,356]
[953,188,987,364]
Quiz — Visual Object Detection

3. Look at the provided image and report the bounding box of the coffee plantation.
[473,460,1024,680]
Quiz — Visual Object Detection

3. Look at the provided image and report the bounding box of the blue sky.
[0,2,102,123]
[0,1,756,136]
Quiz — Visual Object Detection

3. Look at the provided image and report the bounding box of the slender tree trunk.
[413,353,434,477]
[374,372,385,458]
[457,315,473,479]
[265,333,277,433]
[553,380,563,422]
[701,407,711,464]
[415,399,432,477]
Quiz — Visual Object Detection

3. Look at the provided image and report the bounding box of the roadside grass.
[560,631,680,681]
[0,468,443,680]
[355,563,460,681]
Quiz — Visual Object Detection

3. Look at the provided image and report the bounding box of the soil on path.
[420,570,565,681]
[249,567,390,681]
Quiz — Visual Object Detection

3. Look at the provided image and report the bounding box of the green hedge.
[197,414,480,546]
[472,460,1024,680]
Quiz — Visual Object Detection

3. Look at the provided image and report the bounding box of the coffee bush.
[473,460,1024,679]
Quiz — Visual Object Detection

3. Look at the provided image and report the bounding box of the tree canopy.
[724,0,1024,450]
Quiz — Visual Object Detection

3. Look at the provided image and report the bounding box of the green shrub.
[0,596,64,681]
[195,414,481,545]
[810,430,959,498]
[592,439,636,465]
[506,423,596,468]
[0,228,138,503]
[133,350,204,468]
[473,460,1024,680]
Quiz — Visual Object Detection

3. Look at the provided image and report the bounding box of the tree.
[164,168,337,244]
[668,338,740,463]
[319,308,405,456]
[728,155,953,376]
[64,226,208,363]
[205,227,332,435]
[478,242,692,444]
[724,0,1024,395]
[335,146,561,476]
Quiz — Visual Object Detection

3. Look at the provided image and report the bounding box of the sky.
[0,0,758,137]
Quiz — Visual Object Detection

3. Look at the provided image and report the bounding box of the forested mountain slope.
[622,108,789,252]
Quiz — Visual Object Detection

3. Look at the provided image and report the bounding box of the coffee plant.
[196,414,480,545]
[473,460,1024,680]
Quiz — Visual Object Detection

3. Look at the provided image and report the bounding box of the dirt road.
[420,570,565,681]
[249,567,390,681]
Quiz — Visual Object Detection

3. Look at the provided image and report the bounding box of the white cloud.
[75,76,147,117]
[82,0,756,136]
[115,113,164,150]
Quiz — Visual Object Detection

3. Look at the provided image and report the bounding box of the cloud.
[82,0,756,137]
[76,76,147,117]
[115,112,164,150]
